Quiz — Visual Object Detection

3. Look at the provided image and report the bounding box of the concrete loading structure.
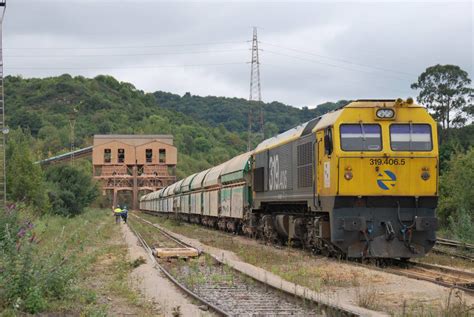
[92,135,177,209]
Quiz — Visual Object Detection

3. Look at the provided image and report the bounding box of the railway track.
[384,260,474,295]
[139,211,474,296]
[432,238,474,261]
[129,214,355,317]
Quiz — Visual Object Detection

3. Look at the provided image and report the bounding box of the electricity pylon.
[248,27,263,151]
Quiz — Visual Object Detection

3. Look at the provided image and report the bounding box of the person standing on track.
[114,205,123,224]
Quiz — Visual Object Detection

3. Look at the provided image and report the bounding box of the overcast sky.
[2,0,473,107]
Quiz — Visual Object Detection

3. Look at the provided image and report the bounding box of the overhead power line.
[4,48,249,58]
[6,61,246,71]
[4,40,249,50]
[260,42,416,77]
[263,49,408,82]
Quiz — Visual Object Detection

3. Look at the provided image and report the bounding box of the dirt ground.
[138,214,474,316]
[120,223,214,317]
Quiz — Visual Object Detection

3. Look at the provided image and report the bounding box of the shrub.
[438,148,474,242]
[448,208,474,242]
[45,165,98,217]
[0,206,77,313]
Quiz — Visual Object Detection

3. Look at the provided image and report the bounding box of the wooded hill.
[5,74,342,178]
[154,91,346,135]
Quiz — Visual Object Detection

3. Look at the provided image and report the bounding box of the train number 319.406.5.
[369,158,406,166]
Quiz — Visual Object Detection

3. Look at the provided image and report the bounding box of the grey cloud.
[3,1,472,107]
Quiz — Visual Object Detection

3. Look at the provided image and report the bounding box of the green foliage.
[6,129,49,212]
[0,206,76,313]
[153,90,347,135]
[438,148,474,241]
[45,165,98,217]
[411,64,473,133]
[447,208,474,243]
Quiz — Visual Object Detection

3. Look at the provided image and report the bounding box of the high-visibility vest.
[114,208,122,214]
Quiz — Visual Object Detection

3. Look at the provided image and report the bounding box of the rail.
[139,211,474,298]
[127,220,229,316]
[386,260,474,295]
[433,237,474,262]
[131,212,366,316]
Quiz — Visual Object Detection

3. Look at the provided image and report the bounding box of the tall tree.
[411,65,473,135]
[6,129,49,211]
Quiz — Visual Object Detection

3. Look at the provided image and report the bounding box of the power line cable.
[6,61,246,70]
[261,41,416,77]
[265,62,409,96]
[263,49,408,82]
[4,40,249,50]
[4,48,249,58]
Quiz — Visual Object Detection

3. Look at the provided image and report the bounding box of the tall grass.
[0,205,109,314]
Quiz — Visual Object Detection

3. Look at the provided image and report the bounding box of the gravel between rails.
[129,215,332,317]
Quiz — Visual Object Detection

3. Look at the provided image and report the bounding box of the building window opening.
[118,148,125,163]
[159,149,166,163]
[104,149,111,163]
[146,149,153,163]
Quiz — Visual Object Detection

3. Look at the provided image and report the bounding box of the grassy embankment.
[0,207,157,316]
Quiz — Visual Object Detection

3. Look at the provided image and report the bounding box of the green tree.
[45,165,98,216]
[6,129,49,211]
[437,148,474,241]
[411,65,473,135]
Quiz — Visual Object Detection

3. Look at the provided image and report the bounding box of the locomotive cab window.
[390,124,432,151]
[324,127,333,155]
[340,124,382,151]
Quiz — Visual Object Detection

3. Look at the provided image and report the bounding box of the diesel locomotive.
[140,99,439,259]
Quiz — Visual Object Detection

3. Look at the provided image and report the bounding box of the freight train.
[140,99,439,259]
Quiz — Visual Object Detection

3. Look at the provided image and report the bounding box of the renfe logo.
[377,170,396,190]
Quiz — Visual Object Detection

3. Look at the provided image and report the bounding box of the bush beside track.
[0,207,155,315]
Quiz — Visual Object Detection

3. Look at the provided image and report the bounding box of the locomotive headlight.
[344,166,353,180]
[421,167,430,181]
[376,108,395,119]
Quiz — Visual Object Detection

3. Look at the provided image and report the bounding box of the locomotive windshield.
[340,124,382,151]
[390,124,432,151]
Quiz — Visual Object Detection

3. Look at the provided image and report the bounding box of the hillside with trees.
[154,90,346,136]
[5,75,245,178]
[5,75,343,178]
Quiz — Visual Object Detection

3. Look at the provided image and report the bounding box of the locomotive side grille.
[297,142,313,188]
[297,142,312,165]
[298,165,312,188]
